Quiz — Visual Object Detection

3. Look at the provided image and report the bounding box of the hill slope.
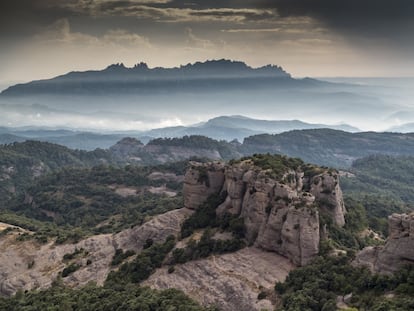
[242,129,414,167]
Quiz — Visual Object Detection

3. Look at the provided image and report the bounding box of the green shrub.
[61,263,81,277]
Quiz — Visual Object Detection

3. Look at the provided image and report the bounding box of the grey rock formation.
[183,161,225,209]
[355,213,414,274]
[185,159,345,265]
[310,173,346,226]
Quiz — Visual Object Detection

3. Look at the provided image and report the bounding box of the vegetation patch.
[111,249,136,266]
[0,282,216,311]
[171,229,245,264]
[275,255,414,311]
[105,235,176,286]
[61,263,81,278]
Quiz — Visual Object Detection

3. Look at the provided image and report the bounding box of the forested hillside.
[242,130,414,167]
[341,155,414,235]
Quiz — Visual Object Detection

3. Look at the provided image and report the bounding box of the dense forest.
[0,283,217,311]
[0,161,187,243]
[341,155,414,235]
[242,130,414,168]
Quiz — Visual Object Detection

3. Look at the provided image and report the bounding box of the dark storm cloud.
[75,1,272,23]
[259,0,414,19]
[258,0,414,41]
[0,0,74,43]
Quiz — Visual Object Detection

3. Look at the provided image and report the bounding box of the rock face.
[310,174,346,226]
[0,208,192,296]
[183,161,225,209]
[183,159,346,265]
[355,213,414,274]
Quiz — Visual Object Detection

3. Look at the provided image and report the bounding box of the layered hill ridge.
[0,115,360,149]
[5,130,414,209]
[183,155,346,265]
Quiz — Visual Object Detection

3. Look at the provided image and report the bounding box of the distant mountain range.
[0,115,360,149]
[0,60,411,133]
[143,116,359,142]
[1,60,297,96]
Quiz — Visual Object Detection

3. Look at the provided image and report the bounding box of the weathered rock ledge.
[355,213,414,274]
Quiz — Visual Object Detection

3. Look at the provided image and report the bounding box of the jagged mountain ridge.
[0,60,399,132]
[1,60,298,96]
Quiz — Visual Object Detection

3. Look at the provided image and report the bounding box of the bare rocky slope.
[0,208,192,296]
[184,159,346,266]
[355,212,414,274]
[144,247,294,311]
[0,208,294,311]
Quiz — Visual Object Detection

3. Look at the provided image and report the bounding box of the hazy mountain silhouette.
[0,60,404,132]
[388,123,414,133]
[142,115,359,142]
[1,60,298,96]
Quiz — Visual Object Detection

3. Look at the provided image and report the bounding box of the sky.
[1,0,414,85]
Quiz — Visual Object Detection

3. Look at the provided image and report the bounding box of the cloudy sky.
[1,0,414,85]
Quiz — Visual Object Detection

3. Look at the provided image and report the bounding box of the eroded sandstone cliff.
[183,157,346,265]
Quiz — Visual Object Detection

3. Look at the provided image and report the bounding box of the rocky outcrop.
[183,159,346,265]
[355,213,414,274]
[144,247,294,311]
[0,208,192,296]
